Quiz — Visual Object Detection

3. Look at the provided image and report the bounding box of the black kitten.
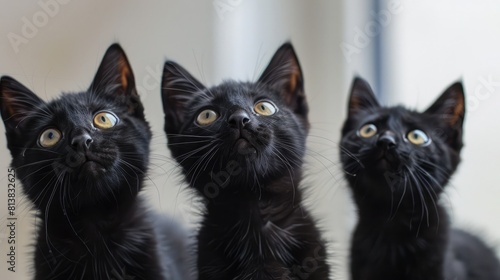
[340,77,500,280]
[0,44,193,280]
[161,43,330,279]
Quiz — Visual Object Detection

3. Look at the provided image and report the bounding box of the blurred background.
[0,1,499,279]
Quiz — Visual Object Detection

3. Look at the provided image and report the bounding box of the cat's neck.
[197,172,328,279]
[204,172,303,220]
[352,173,444,229]
[39,182,142,237]
[350,178,450,280]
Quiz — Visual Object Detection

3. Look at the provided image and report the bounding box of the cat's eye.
[254,101,277,116]
[93,111,118,129]
[406,129,430,146]
[358,124,377,138]
[39,128,62,148]
[196,109,218,126]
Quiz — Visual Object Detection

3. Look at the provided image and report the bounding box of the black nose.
[377,131,397,149]
[228,109,250,129]
[71,133,93,150]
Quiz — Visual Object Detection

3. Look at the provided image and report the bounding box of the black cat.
[0,44,194,280]
[161,43,330,279]
[340,77,500,280]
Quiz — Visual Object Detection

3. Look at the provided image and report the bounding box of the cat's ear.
[89,43,143,115]
[424,81,465,128]
[161,61,206,134]
[347,77,380,117]
[0,76,45,133]
[258,42,308,118]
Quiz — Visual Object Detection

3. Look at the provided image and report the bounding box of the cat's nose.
[228,109,251,129]
[71,133,93,150]
[377,131,397,149]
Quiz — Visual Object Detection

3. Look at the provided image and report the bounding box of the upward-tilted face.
[161,43,309,195]
[340,78,465,202]
[0,44,150,211]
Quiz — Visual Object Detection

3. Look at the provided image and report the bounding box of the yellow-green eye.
[93,112,118,129]
[407,129,430,146]
[254,101,277,116]
[358,124,377,138]
[39,128,61,148]
[196,109,218,126]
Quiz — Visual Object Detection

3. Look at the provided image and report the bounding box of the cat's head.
[340,77,465,201]
[0,44,151,211]
[161,43,308,197]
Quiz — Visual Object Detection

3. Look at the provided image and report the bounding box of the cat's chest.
[228,214,300,261]
[201,219,300,279]
[354,219,436,253]
[352,224,446,279]
[36,219,155,279]
[202,201,302,265]
[355,231,428,257]
[43,224,143,257]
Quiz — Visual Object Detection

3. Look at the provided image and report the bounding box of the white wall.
[0,1,352,279]
[383,0,500,251]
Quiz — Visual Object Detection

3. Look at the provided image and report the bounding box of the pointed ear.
[89,43,142,116]
[258,42,308,118]
[161,61,206,134]
[0,76,45,133]
[347,77,380,117]
[425,81,465,129]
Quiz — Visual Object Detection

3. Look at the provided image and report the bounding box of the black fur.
[340,77,500,280]
[161,43,330,279]
[0,44,189,280]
